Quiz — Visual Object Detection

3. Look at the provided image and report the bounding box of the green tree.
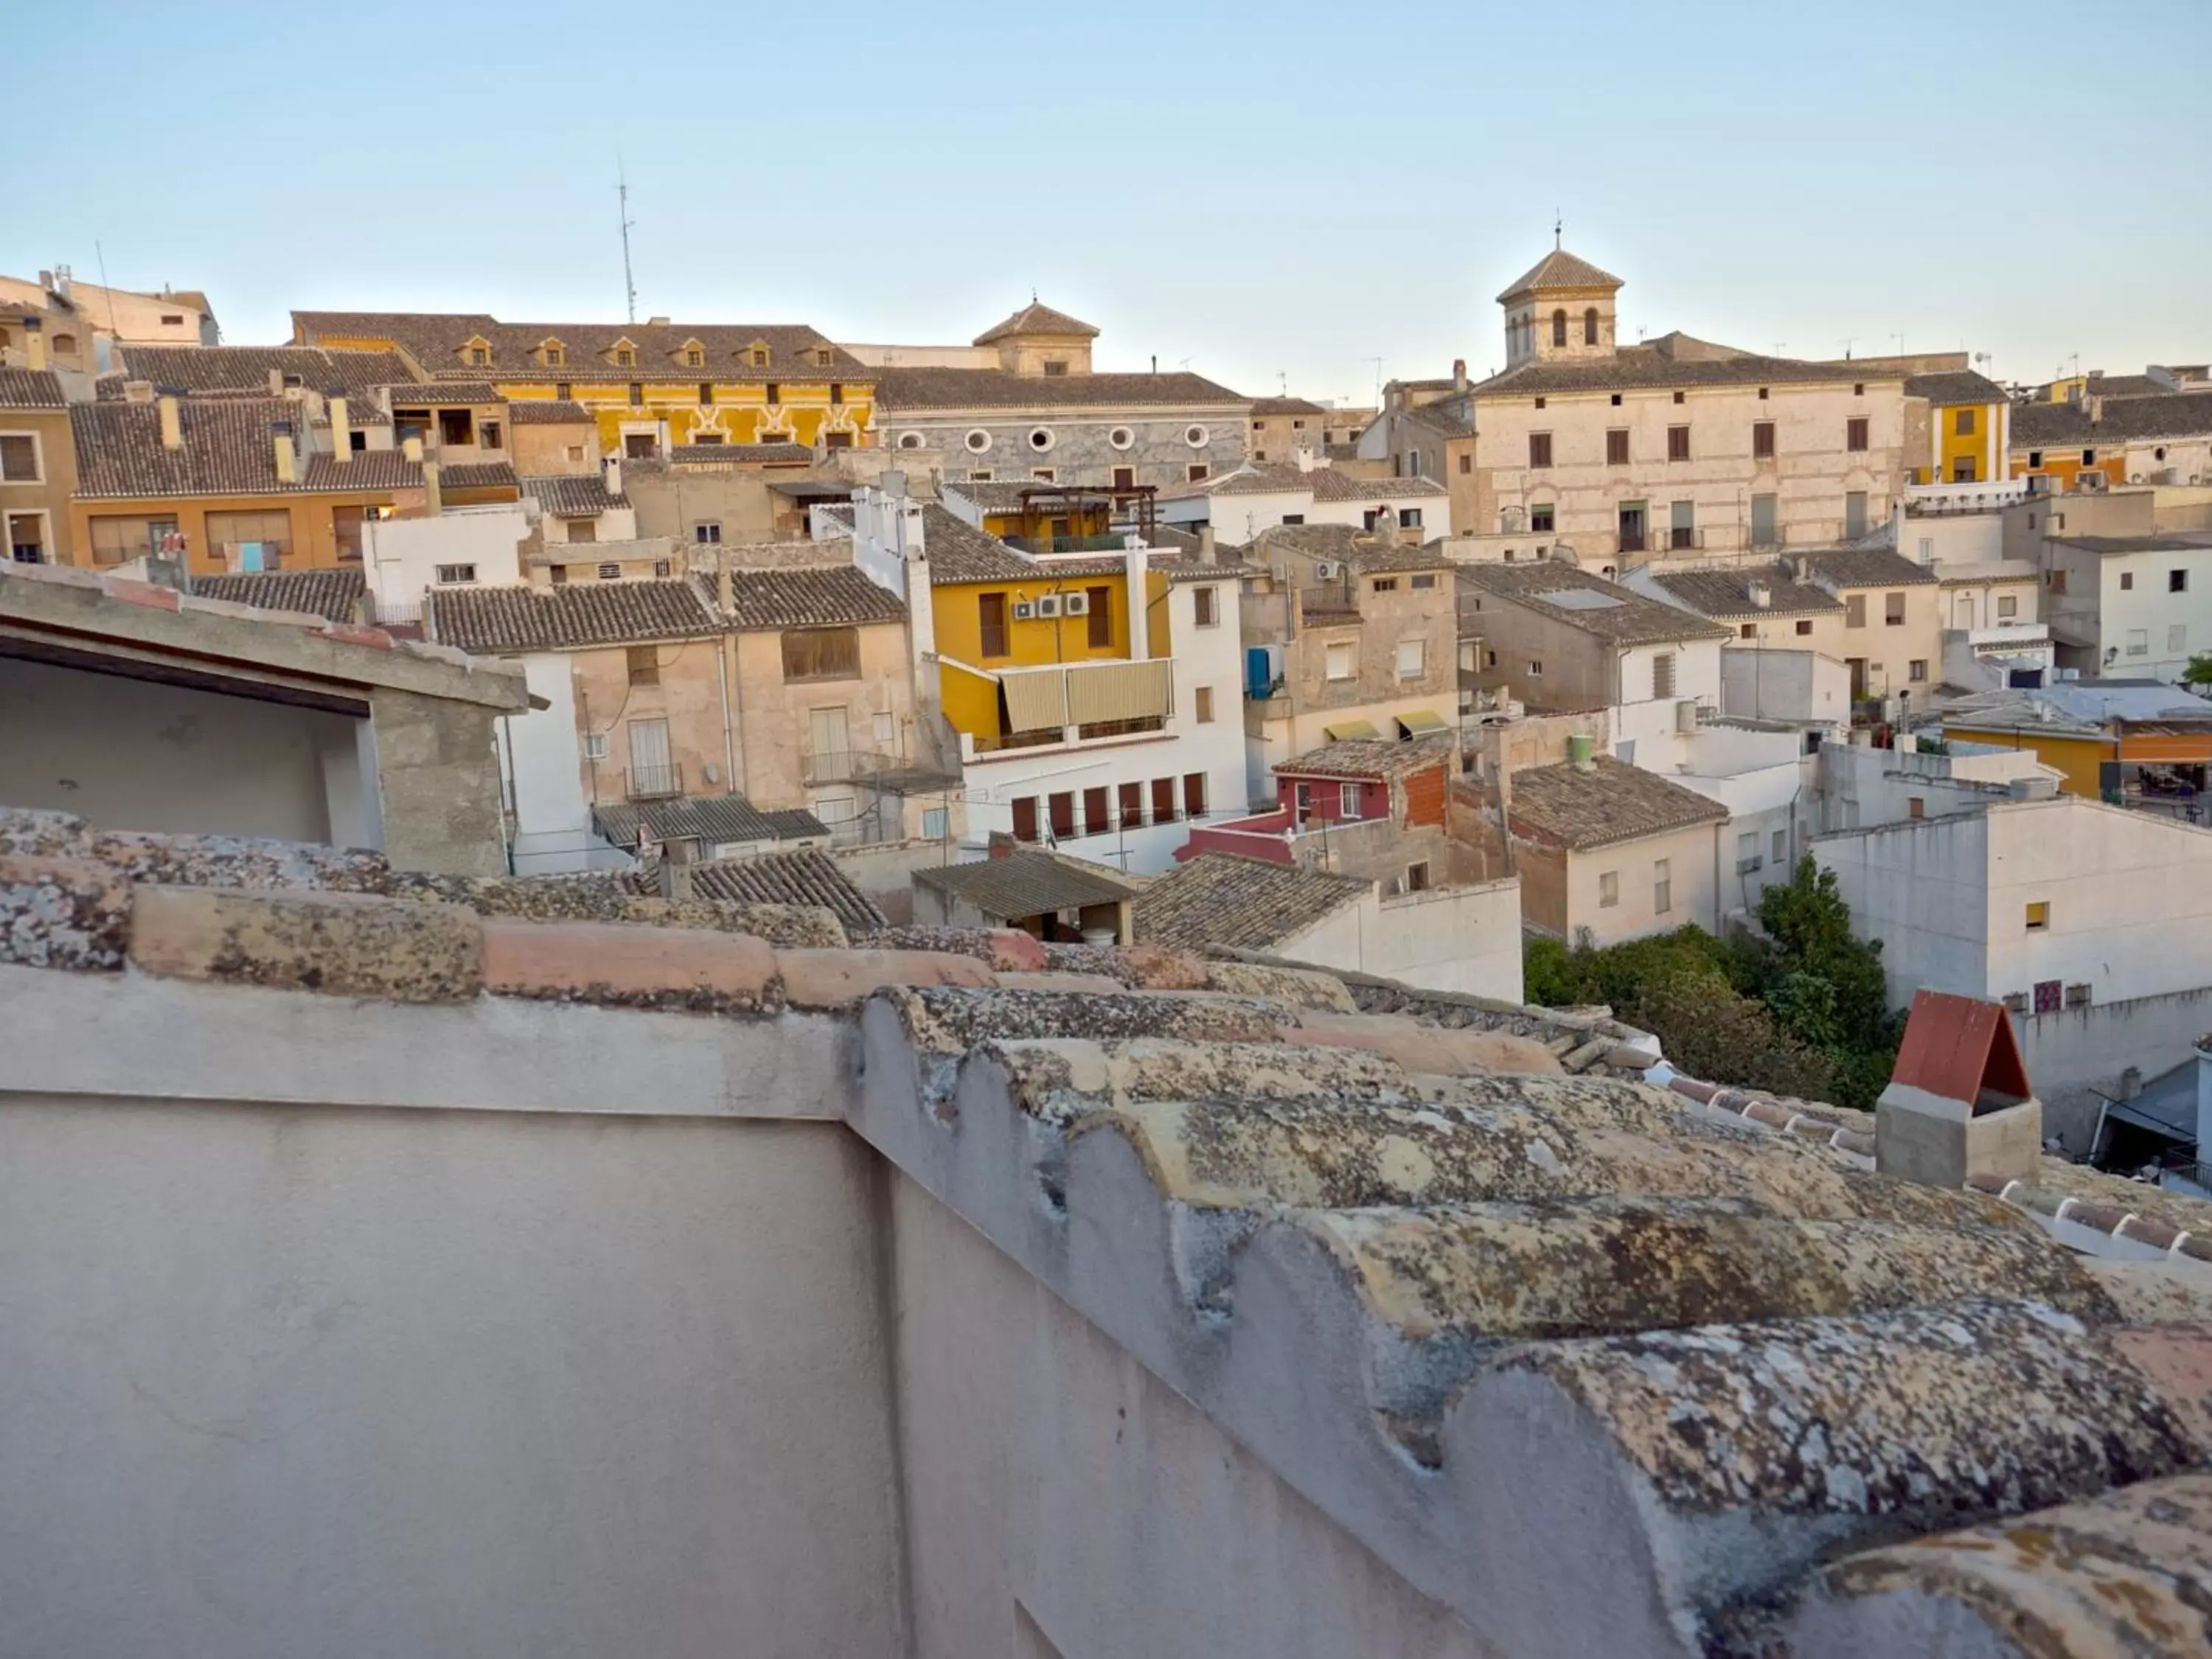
[1757,857,1892,1051]
[2184,653,2212,692]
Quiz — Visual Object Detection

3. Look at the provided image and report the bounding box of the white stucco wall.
[1720,647,1851,727]
[1565,821,1722,944]
[1279,879,1525,1002]
[364,504,529,613]
[0,1088,902,1659]
[499,653,625,872]
[2094,542,2212,679]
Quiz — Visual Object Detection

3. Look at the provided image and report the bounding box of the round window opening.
[964,429,992,453]
[1027,427,1054,452]
[897,432,925,450]
[1107,425,1135,451]
[1184,425,1208,448]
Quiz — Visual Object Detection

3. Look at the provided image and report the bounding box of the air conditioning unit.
[2002,991,2029,1015]
[1012,599,1035,620]
[1314,560,1343,580]
[1034,595,1062,618]
[1062,591,1091,615]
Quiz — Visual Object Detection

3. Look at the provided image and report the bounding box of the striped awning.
[1001,669,1071,734]
[1068,658,1173,725]
[1396,709,1450,734]
[1324,718,1380,740]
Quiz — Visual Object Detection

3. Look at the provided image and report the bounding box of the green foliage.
[1523,857,1902,1111]
[2184,653,2212,691]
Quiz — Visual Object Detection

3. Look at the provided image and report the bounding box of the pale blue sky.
[11,0,2206,403]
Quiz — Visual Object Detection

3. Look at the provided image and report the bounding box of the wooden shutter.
[1011,797,1039,841]
[1118,781,1144,828]
[978,592,1009,657]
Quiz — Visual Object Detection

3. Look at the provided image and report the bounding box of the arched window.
[52,333,77,355]
[1583,308,1599,346]
[1551,309,1567,347]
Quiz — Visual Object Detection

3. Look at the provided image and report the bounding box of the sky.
[10,0,2207,405]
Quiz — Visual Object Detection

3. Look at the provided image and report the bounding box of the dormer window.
[815,348,832,366]
[616,349,636,367]
[470,347,488,366]
[684,346,703,367]
[540,338,566,367]
[747,341,771,368]
[608,338,639,368]
[462,335,492,366]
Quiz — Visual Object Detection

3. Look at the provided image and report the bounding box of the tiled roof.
[1166,462,1444,501]
[686,847,886,936]
[1509,754,1729,850]
[507,399,592,424]
[1472,345,1896,398]
[1801,547,1939,588]
[1250,396,1326,415]
[1402,405,1475,439]
[391,381,500,405]
[591,792,827,852]
[1458,561,1731,643]
[971,302,1099,344]
[1244,522,1455,573]
[108,345,416,400]
[912,849,1139,919]
[1904,370,2007,406]
[919,504,1039,584]
[290,312,868,384]
[439,462,519,492]
[1495,246,1624,301]
[523,473,626,516]
[71,400,424,499]
[428,577,720,654]
[872,367,1243,411]
[1273,734,1454,782]
[1650,565,1846,618]
[0,368,66,408]
[190,566,366,624]
[2014,393,2212,448]
[669,442,810,464]
[725,566,905,630]
[1133,853,1367,951]
[942,478,1117,514]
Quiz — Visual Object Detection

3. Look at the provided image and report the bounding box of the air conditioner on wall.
[1062,592,1091,615]
[1012,600,1035,620]
[1314,560,1343,580]
[1035,595,1062,618]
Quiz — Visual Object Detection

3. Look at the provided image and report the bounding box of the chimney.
[268,369,285,397]
[123,379,153,404]
[2087,394,2104,425]
[603,455,623,498]
[157,393,183,451]
[987,831,1018,860]
[1568,733,1596,772]
[1787,554,1809,582]
[37,269,52,291]
[1748,578,1772,608]
[658,836,696,900]
[23,317,45,372]
[716,546,734,618]
[1198,525,1217,565]
[271,420,296,484]
[1453,357,1467,389]
[422,459,442,517]
[1875,990,2042,1189]
[328,392,351,462]
[402,435,424,463]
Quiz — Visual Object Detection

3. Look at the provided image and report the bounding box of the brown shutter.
[1011,797,1039,842]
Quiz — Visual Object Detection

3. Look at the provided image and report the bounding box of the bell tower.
[1497,237,1624,369]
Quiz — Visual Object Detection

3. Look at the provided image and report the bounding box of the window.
[1610,393,1622,406]
[1846,417,1869,452]
[1339,782,1361,818]
[1194,685,1214,723]
[1119,781,1145,830]
[615,348,636,367]
[1771,829,1787,862]
[1846,491,1868,539]
[2171,625,2189,654]
[1653,859,1671,914]
[1667,425,1690,462]
[782,628,860,681]
[1750,493,1778,548]
[1184,773,1208,819]
[438,408,473,446]
[1758,387,1770,401]
[2127,628,2149,656]
[1952,456,1976,482]
[751,348,769,368]
[698,383,714,406]
[1325,641,1355,681]
[1845,594,1867,627]
[765,383,781,406]
[1669,499,1694,549]
[1737,831,1760,872]
[1405,450,1422,479]
[543,344,566,366]
[2051,569,2067,594]
[1030,467,1056,483]
[550,566,568,585]
[1582,307,1599,346]
[1753,420,1775,459]
[1997,594,2017,619]
[1535,397,1546,409]
[2025,901,2051,932]
[161,313,185,327]
[1403,860,1431,893]
[0,434,41,481]
[597,562,620,580]
[556,383,572,400]
[1411,573,1436,590]
[968,470,993,482]
[1048,793,1075,839]
[1910,658,1928,681]
[434,563,476,584]
[1740,622,1756,639]
[830,383,844,406]
[1192,585,1220,627]
[1526,658,1544,676]
[1599,870,1620,908]
[1110,465,1135,492]
[1672,391,1686,406]
[1907,797,1925,819]
[205,509,291,558]
[1853,383,1864,397]
[1652,651,1676,698]
[922,807,948,840]
[626,645,659,686]
[2173,569,2191,593]
[1955,407,1975,436]
[1186,464,1209,483]
[1011,797,1040,842]
[479,420,501,450]
[582,732,607,761]
[695,521,723,544]
[1373,577,1399,594]
[1152,777,1178,824]
[1528,432,1553,468]
[1795,619,1813,636]
[1551,308,1567,347]
[567,518,598,543]
[1399,507,1423,529]
[685,348,704,367]
[1885,592,1905,625]
[1086,585,1113,648]
[5,510,48,563]
[653,560,671,577]
[1396,638,1425,680]
[1082,787,1110,837]
[2121,571,2135,591]
[978,592,1009,658]
[1530,504,1555,532]
[1606,429,1630,466]
[625,383,644,408]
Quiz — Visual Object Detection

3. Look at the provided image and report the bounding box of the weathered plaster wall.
[367,684,508,874]
[885,411,1247,493]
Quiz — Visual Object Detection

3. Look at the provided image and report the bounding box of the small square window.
[1795,618,1812,636]
[695,521,722,543]
[1909,658,1928,681]
[2025,900,2051,932]
[626,645,658,686]
[1405,861,1430,893]
[1609,393,1622,406]
[2121,571,2135,591]
[582,732,607,760]
[597,562,621,581]
[1908,797,1925,818]
[1194,685,1214,723]
[2172,569,2190,594]
[1599,870,1619,908]
[1672,391,1685,405]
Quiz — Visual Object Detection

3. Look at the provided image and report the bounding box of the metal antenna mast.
[617,160,638,324]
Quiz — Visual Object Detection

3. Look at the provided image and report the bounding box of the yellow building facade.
[933,564,1176,740]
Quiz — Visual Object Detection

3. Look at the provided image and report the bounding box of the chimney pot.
[271,422,296,485]
[24,320,46,372]
[402,435,424,464]
[987,831,1017,860]
[422,459,442,517]
[157,394,184,451]
[1875,989,2043,1189]
[1198,525,1217,566]
[123,379,153,404]
[329,394,351,462]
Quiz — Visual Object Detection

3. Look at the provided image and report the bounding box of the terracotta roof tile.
[1133,853,1366,952]
[190,566,366,624]
[1273,734,1453,782]
[291,311,868,384]
[429,577,720,654]
[1458,561,1733,644]
[2014,392,2212,448]
[669,442,810,464]
[523,473,626,516]
[0,368,66,408]
[918,504,1039,584]
[590,792,825,852]
[911,849,1140,919]
[872,367,1242,411]
[971,302,1099,344]
[1650,565,1846,618]
[725,566,905,630]
[1902,369,2007,406]
[1242,522,1455,573]
[1509,754,1728,850]
[106,345,416,400]
[507,399,592,424]
[1495,246,1624,301]
[1801,546,1938,589]
[1166,462,1445,501]
[71,400,407,499]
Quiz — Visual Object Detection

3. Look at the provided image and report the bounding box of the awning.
[1001,669,1071,734]
[1395,709,1450,735]
[1324,718,1380,740]
[1067,658,1172,725]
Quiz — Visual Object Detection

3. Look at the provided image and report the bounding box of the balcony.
[802,746,855,786]
[1618,530,1648,555]
[1006,532,1131,555]
[625,762,684,800]
[966,715,1167,761]
[1666,526,1706,552]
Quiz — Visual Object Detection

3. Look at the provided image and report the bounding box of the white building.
[2045,531,2212,681]
[1720,646,1853,729]
[1155,457,1450,545]
[361,503,531,625]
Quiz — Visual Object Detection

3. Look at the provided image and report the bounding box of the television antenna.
[616,159,639,325]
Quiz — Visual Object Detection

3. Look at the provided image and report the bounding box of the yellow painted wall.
[1934,401,2001,484]
[939,661,1001,737]
[1942,724,2112,796]
[931,574,1135,669]
[497,384,873,453]
[2007,449,2127,492]
[71,490,420,576]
